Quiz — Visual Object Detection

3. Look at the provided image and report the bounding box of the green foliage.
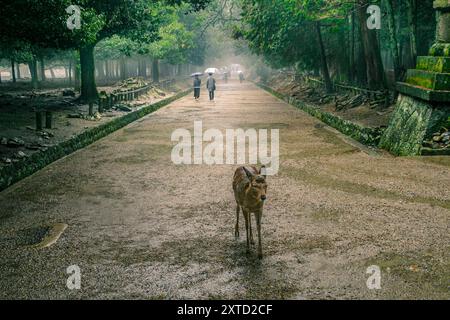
[241,0,351,71]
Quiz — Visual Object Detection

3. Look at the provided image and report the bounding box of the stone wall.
[0,89,192,192]
[379,94,450,156]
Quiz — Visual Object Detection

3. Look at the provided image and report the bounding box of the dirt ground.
[0,80,449,300]
[0,80,188,166]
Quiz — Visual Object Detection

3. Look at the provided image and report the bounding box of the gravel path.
[0,81,449,299]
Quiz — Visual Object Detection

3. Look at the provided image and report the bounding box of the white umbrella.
[204,67,220,74]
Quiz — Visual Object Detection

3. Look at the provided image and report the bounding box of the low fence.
[96,78,177,113]
[279,71,394,105]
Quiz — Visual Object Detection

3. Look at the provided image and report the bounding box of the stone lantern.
[380,0,450,156]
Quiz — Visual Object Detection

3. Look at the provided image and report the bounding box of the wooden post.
[98,98,104,113]
[89,102,94,116]
[36,111,43,131]
[45,111,52,129]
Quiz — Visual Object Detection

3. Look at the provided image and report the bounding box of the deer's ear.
[260,165,267,179]
[243,167,254,180]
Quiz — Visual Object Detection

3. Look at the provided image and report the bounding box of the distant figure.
[239,71,245,83]
[193,75,201,100]
[206,73,216,101]
[223,72,228,83]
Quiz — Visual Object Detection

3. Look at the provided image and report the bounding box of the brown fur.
[232,165,267,258]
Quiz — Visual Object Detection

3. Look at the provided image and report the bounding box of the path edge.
[0,89,192,192]
[255,82,384,147]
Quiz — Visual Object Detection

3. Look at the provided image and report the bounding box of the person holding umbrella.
[206,72,216,101]
[192,73,202,100]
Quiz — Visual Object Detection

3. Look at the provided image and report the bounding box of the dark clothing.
[193,78,201,99]
[194,88,200,99]
[206,76,216,100]
[206,76,216,91]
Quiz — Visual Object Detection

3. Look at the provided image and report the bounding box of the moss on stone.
[416,56,450,73]
[429,42,450,57]
[406,69,450,91]
[379,94,450,156]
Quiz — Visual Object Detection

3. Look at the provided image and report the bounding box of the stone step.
[396,82,450,102]
[406,69,450,91]
[416,56,450,73]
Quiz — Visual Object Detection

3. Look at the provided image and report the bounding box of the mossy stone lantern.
[380,1,450,156]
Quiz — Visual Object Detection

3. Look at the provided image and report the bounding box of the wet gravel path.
[0,81,449,299]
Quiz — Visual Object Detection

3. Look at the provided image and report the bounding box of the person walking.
[239,71,245,83]
[206,72,216,101]
[193,74,201,100]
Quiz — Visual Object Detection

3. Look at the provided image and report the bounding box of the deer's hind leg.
[235,204,240,238]
[255,211,263,259]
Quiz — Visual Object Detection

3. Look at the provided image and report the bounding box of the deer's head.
[243,166,268,203]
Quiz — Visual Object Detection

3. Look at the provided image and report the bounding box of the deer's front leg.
[249,213,255,246]
[243,209,250,253]
[255,211,263,259]
[235,205,240,238]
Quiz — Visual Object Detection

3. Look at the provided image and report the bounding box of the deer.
[232,165,267,259]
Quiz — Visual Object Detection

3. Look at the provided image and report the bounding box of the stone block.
[416,56,450,73]
[379,94,450,156]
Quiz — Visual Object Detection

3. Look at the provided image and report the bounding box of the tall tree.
[356,0,387,90]
[383,0,401,81]
[0,0,210,101]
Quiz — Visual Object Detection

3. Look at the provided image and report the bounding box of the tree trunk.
[16,63,21,79]
[406,0,417,66]
[349,11,356,83]
[28,58,38,89]
[11,59,16,83]
[68,60,72,85]
[120,57,126,80]
[357,2,387,90]
[152,59,160,83]
[115,60,120,79]
[138,59,147,78]
[74,58,81,92]
[99,61,106,80]
[384,0,401,81]
[39,57,46,82]
[79,44,98,102]
[105,60,110,81]
[315,22,333,93]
